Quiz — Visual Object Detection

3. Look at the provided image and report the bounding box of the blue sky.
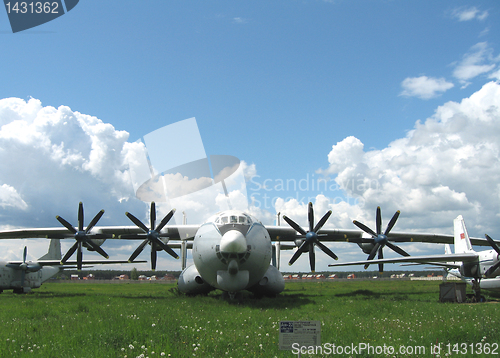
[1,1,500,272]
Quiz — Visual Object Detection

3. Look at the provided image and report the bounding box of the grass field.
[0,279,499,357]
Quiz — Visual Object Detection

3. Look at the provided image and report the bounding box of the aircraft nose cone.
[220,230,247,254]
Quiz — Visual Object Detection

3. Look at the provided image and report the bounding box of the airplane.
[402,244,500,299]
[1,202,500,298]
[328,215,500,300]
[0,239,145,294]
[443,245,500,294]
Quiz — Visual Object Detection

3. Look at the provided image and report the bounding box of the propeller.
[6,246,42,288]
[353,206,409,273]
[57,202,109,270]
[122,202,178,271]
[484,234,500,277]
[283,202,338,272]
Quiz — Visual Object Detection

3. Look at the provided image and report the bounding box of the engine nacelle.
[178,264,214,295]
[247,265,285,297]
[357,242,375,255]
[83,238,106,251]
[461,261,479,278]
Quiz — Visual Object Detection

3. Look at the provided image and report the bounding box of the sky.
[1,0,500,273]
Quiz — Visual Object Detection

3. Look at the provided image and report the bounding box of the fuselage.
[193,210,272,291]
[460,249,500,278]
[178,209,284,295]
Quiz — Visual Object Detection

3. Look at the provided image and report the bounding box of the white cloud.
[232,17,248,24]
[453,42,497,86]
[400,76,454,99]
[450,7,488,22]
[322,81,500,236]
[0,184,28,210]
[0,97,143,230]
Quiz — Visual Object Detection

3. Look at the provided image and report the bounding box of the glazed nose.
[220,230,247,254]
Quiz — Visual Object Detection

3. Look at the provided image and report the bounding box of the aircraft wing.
[328,252,478,268]
[0,225,200,240]
[265,226,496,246]
[6,259,147,266]
[1,224,498,247]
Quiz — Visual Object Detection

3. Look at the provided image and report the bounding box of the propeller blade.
[85,210,105,234]
[316,241,338,260]
[153,237,179,259]
[384,211,400,236]
[125,212,150,233]
[376,206,382,235]
[313,210,332,233]
[155,209,176,233]
[485,261,500,277]
[485,234,500,256]
[151,240,157,271]
[78,202,84,232]
[378,246,384,273]
[61,242,79,263]
[23,246,27,263]
[150,202,156,231]
[56,216,77,234]
[308,202,314,232]
[21,269,25,289]
[386,241,410,257]
[309,243,315,272]
[129,239,149,262]
[353,220,377,237]
[288,242,308,265]
[77,242,83,271]
[283,215,307,236]
[84,239,109,259]
[364,243,380,269]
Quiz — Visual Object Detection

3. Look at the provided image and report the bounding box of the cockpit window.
[215,213,253,225]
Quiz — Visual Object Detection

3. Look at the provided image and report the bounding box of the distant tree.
[131,267,139,280]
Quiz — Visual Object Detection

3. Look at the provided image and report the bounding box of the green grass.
[0,280,499,357]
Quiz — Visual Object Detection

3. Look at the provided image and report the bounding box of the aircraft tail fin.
[453,215,473,254]
[444,244,452,255]
[38,239,62,261]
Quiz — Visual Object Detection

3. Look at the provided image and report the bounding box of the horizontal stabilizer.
[328,252,478,268]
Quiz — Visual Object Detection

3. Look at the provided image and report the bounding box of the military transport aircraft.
[1,202,499,298]
[0,239,145,293]
[329,215,500,299]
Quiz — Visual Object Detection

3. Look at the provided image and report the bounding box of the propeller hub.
[147,230,160,241]
[75,231,87,240]
[306,231,318,242]
[375,234,388,244]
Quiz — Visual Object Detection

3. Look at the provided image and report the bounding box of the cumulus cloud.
[400,76,454,99]
[450,6,488,22]
[0,184,28,210]
[0,98,139,227]
[453,42,498,87]
[321,81,500,237]
[0,98,154,264]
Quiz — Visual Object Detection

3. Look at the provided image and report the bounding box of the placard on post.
[279,321,321,351]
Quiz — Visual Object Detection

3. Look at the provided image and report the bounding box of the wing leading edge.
[328,252,478,268]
